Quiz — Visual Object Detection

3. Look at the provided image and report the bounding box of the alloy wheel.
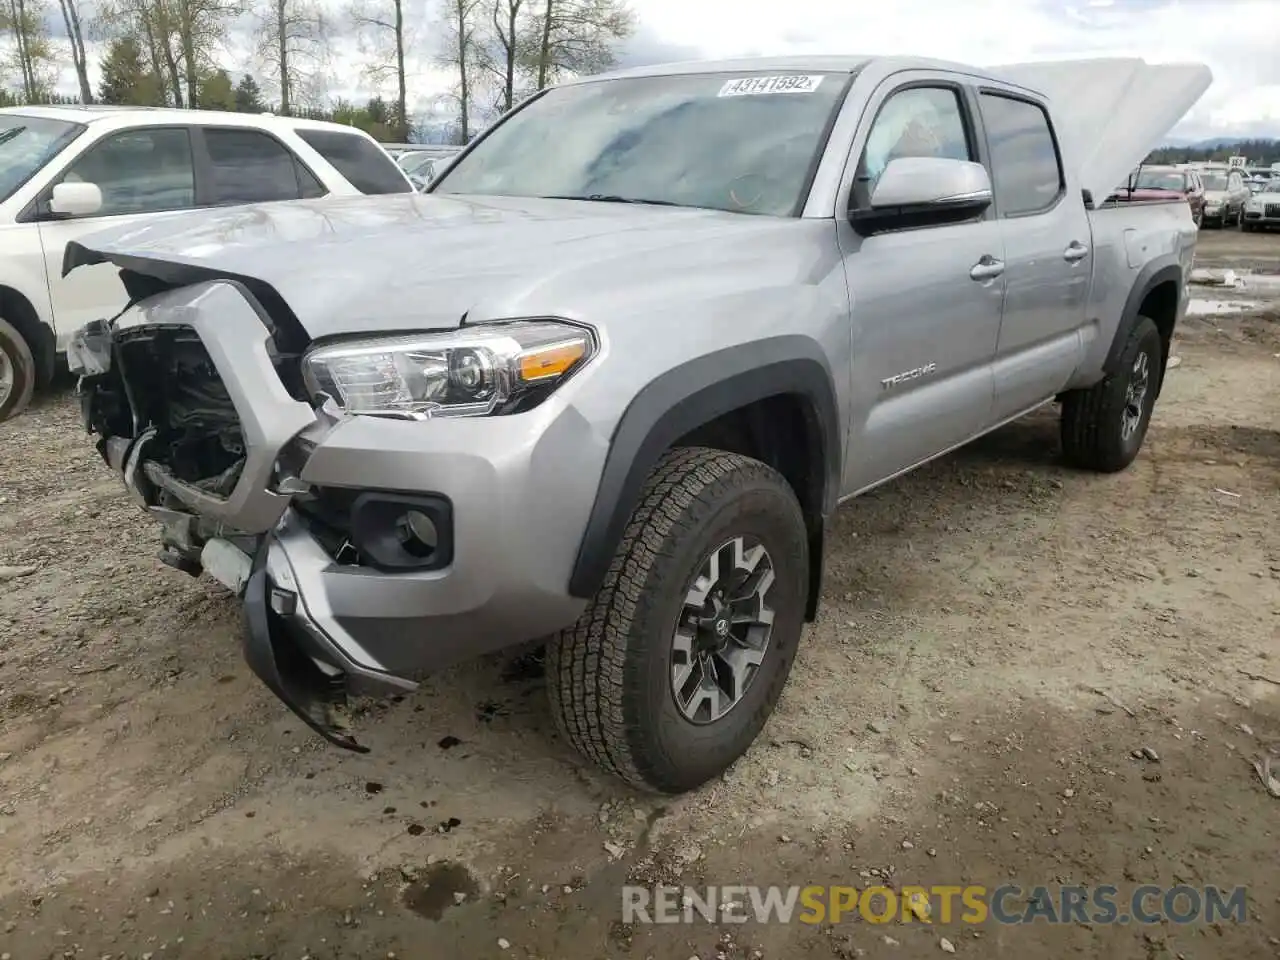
[1121,349,1151,442]
[670,536,776,724]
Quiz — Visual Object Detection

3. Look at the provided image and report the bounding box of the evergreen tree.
[97,37,164,106]
[234,74,266,113]
[198,68,236,110]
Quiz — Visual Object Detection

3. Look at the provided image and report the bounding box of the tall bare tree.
[172,0,244,107]
[94,0,178,105]
[2,0,56,100]
[256,0,327,114]
[528,0,630,90]
[436,0,486,142]
[488,0,527,114]
[93,0,232,108]
[56,0,93,102]
[350,0,408,139]
[135,0,184,106]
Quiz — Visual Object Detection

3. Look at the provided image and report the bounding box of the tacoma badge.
[880,362,938,390]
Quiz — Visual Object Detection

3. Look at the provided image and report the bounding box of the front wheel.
[1060,315,1163,473]
[0,317,36,422]
[547,447,808,794]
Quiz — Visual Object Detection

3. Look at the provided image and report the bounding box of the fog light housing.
[349,493,454,571]
[397,510,439,559]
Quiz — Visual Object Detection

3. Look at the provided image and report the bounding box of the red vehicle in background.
[1112,165,1206,226]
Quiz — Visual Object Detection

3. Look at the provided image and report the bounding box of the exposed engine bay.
[75,320,267,574]
[114,327,247,496]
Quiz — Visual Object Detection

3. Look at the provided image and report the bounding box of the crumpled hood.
[66,192,803,339]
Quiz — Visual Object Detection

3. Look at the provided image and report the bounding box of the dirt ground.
[1,228,1278,960]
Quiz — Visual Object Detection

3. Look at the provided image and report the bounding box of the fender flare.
[567,335,841,605]
[1102,256,1183,376]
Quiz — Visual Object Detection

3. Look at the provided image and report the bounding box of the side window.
[294,129,413,195]
[59,128,194,217]
[297,162,327,199]
[978,92,1063,216]
[857,86,972,191]
[203,128,305,205]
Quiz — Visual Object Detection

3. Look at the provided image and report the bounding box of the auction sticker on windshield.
[718,75,825,97]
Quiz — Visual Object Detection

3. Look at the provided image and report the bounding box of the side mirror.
[851,157,993,235]
[50,181,104,217]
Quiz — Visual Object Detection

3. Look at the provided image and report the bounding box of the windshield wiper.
[0,126,26,147]
[544,193,687,207]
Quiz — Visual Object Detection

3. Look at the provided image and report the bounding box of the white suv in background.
[0,106,414,420]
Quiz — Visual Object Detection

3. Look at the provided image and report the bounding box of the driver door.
[35,126,197,341]
[836,78,1004,494]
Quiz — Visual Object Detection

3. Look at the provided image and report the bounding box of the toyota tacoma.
[65,55,1209,794]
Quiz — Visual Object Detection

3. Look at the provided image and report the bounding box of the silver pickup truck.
[65,55,1209,794]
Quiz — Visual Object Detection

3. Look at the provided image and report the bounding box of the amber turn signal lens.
[517,339,588,382]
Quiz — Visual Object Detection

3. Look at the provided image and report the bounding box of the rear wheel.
[1060,315,1163,473]
[0,317,36,422]
[547,447,808,794]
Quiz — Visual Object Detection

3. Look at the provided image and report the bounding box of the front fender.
[567,335,840,601]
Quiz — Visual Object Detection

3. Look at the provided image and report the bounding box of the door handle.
[969,255,1005,281]
[1063,241,1090,262]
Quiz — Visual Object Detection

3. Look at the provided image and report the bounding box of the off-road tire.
[1060,315,1163,473]
[0,317,36,422]
[547,447,808,794]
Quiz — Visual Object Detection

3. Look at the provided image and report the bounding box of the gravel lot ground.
[1,228,1278,960]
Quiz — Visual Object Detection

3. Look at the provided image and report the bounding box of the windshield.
[0,115,85,204]
[1200,172,1228,191]
[1132,170,1186,192]
[432,71,851,216]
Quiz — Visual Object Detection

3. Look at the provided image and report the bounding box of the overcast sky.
[48,0,1280,140]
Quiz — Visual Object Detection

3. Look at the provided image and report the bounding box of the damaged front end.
[71,279,417,753]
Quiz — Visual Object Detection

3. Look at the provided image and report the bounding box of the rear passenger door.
[979,90,1091,422]
[192,127,327,206]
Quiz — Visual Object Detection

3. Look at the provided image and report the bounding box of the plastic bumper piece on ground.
[240,535,417,753]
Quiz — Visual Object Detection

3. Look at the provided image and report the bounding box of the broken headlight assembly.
[300,320,597,418]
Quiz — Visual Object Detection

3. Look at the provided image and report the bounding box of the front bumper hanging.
[241,539,368,752]
[223,532,418,753]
